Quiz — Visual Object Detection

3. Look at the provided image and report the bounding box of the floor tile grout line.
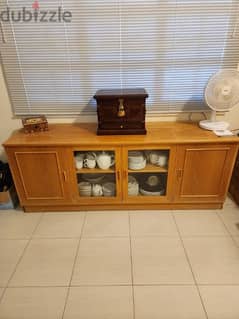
[4,283,239,288]
[0,212,45,304]
[216,211,239,247]
[128,211,136,319]
[171,211,209,319]
[0,234,234,240]
[61,211,87,319]
[29,213,44,238]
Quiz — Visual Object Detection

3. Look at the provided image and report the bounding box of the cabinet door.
[70,146,122,203]
[6,147,71,205]
[174,144,238,202]
[122,146,176,203]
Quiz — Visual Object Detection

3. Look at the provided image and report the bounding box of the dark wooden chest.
[94,88,148,135]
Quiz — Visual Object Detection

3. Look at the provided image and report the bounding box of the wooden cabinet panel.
[15,151,64,199]
[175,145,238,202]
[5,147,71,206]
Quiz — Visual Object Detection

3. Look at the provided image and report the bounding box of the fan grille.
[205,69,239,111]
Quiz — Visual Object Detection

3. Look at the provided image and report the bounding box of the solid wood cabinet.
[174,144,238,203]
[3,122,239,212]
[5,147,72,206]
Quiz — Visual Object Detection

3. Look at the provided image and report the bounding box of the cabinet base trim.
[23,203,223,212]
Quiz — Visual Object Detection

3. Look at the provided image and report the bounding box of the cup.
[83,158,96,169]
[149,151,168,167]
[157,154,168,167]
[75,153,84,169]
[149,151,160,165]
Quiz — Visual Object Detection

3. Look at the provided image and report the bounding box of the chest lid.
[94,88,148,100]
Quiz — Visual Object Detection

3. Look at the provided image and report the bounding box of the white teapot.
[96,151,115,170]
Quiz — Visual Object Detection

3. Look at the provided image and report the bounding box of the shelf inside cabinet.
[76,167,115,174]
[128,163,168,173]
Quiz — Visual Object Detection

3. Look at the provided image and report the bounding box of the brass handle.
[63,171,67,182]
[117,98,126,117]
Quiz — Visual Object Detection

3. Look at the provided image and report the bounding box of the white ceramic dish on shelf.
[102,182,116,197]
[128,158,146,170]
[128,175,139,196]
[78,181,92,196]
[139,188,165,196]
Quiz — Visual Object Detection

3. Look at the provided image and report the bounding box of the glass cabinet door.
[73,149,120,200]
[126,149,170,200]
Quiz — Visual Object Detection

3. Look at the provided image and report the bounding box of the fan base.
[199,120,229,131]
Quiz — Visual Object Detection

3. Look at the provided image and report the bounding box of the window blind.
[0,0,239,116]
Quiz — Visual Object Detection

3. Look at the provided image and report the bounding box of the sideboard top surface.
[3,122,239,147]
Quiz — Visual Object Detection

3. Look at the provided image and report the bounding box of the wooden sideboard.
[229,150,239,205]
[3,122,239,212]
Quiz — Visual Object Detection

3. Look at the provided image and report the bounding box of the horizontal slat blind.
[0,0,239,115]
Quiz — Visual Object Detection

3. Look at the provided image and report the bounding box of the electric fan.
[199,68,239,134]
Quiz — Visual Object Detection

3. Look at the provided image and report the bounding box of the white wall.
[1,64,239,161]
[0,65,22,161]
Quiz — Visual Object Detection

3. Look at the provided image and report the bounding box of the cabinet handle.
[176,169,183,180]
[124,170,128,179]
[63,171,67,182]
[117,170,120,180]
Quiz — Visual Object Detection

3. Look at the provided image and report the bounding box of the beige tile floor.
[0,197,239,318]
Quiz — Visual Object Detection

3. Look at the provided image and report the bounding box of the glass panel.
[74,151,116,198]
[128,149,169,197]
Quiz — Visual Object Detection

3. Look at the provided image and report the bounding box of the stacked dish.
[78,182,91,197]
[102,182,116,197]
[128,151,146,170]
[139,175,165,196]
[140,188,165,196]
[128,175,139,196]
